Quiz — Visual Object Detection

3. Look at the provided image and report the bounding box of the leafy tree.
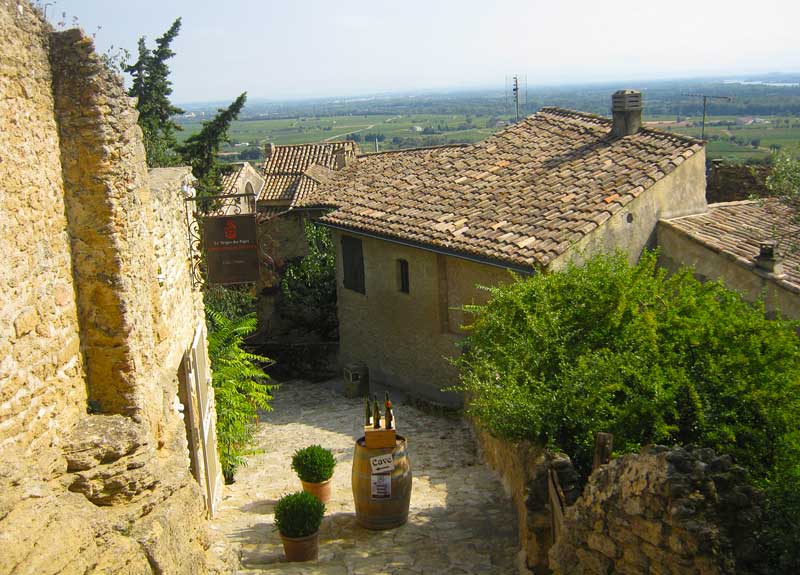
[238,146,263,161]
[206,308,274,483]
[765,147,800,205]
[177,92,247,196]
[125,18,184,167]
[278,223,338,340]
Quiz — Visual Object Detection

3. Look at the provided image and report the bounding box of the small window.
[342,236,365,294]
[398,259,410,293]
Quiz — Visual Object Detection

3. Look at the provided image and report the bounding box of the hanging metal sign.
[203,214,259,285]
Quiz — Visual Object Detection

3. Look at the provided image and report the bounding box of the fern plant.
[206,308,274,483]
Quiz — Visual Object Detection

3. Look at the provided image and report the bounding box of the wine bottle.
[364,396,372,426]
[372,394,381,429]
[384,391,394,430]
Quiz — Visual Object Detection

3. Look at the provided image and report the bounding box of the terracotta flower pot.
[301,478,332,504]
[280,531,319,562]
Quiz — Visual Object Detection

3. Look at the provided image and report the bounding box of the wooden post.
[593,432,614,471]
[548,468,565,543]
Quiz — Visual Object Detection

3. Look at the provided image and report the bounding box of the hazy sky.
[52,0,800,104]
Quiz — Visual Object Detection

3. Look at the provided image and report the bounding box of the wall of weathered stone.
[333,230,511,405]
[549,446,763,575]
[0,0,87,479]
[706,161,770,204]
[474,427,581,574]
[256,210,311,332]
[1,4,220,573]
[50,27,163,425]
[474,421,763,575]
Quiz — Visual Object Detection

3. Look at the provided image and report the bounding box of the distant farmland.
[177,112,800,163]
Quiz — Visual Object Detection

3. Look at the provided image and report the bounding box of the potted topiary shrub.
[291,444,336,503]
[273,491,325,562]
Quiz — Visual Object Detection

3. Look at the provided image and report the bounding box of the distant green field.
[176,112,501,155]
[644,115,800,162]
[177,112,799,164]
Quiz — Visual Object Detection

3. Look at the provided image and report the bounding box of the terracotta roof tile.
[259,141,358,204]
[299,108,702,269]
[220,164,245,193]
[661,199,800,290]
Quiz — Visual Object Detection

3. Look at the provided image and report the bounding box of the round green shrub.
[273,491,325,538]
[291,445,336,483]
[457,251,800,479]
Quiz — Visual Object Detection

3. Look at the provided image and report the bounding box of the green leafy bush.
[273,491,325,538]
[456,251,800,568]
[204,284,257,323]
[207,309,274,483]
[291,445,336,483]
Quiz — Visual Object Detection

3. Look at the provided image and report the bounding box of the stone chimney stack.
[333,148,348,170]
[755,240,784,276]
[265,142,276,159]
[611,90,643,138]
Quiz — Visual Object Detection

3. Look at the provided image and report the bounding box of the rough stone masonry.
[0,2,223,573]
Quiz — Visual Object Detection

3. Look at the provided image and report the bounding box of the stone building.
[1,4,220,573]
[218,161,263,213]
[300,92,708,404]
[254,141,358,331]
[659,198,800,318]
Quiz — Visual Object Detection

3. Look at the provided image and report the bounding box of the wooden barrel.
[351,435,412,530]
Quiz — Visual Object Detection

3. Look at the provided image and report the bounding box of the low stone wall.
[706,161,770,204]
[550,445,763,575]
[473,426,581,574]
[474,424,763,575]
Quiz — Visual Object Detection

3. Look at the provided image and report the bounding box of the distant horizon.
[54,0,800,104]
[175,71,800,108]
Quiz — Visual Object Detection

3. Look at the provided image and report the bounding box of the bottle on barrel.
[384,391,394,430]
[372,394,381,429]
[364,396,372,426]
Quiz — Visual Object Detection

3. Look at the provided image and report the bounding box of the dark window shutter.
[398,259,409,293]
[342,236,365,294]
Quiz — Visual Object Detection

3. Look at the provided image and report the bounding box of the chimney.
[611,89,643,138]
[265,142,276,159]
[755,240,784,276]
[333,148,349,170]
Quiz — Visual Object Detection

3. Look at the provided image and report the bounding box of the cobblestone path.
[209,379,519,574]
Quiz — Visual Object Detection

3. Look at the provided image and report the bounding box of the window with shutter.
[342,235,365,294]
[398,259,410,294]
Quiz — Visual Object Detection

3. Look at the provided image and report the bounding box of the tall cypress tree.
[178,92,248,196]
[125,18,184,167]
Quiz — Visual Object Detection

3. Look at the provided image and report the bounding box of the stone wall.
[474,422,763,575]
[51,27,163,424]
[0,0,87,481]
[549,446,763,575]
[0,4,221,573]
[474,427,581,574]
[706,161,770,204]
[333,230,511,405]
[256,210,311,333]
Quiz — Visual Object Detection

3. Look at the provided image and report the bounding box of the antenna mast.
[684,93,733,141]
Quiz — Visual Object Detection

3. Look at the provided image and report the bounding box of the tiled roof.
[259,141,358,205]
[660,199,800,289]
[301,108,704,270]
[220,163,245,194]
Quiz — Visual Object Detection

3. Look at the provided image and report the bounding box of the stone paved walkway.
[209,379,520,574]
